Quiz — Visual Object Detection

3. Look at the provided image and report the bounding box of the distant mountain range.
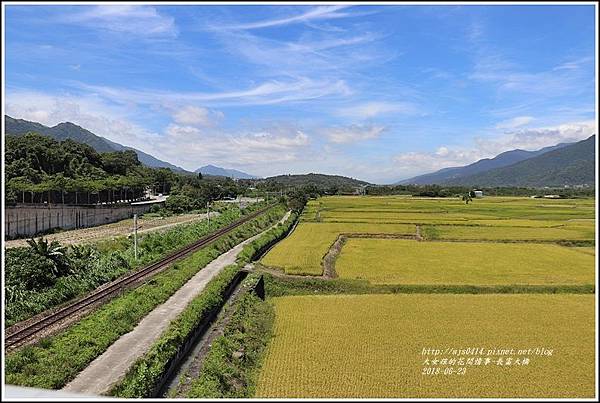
[5,115,188,173]
[444,135,595,187]
[398,142,572,185]
[397,135,595,187]
[195,165,260,179]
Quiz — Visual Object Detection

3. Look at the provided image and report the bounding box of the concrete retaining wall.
[5,203,159,238]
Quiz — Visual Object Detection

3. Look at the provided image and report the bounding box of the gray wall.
[5,203,158,238]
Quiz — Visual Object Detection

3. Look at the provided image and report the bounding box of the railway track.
[5,205,275,350]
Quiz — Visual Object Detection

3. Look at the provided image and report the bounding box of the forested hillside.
[444,135,596,187]
[5,133,240,210]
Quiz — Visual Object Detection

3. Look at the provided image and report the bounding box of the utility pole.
[133,214,139,261]
[207,201,210,228]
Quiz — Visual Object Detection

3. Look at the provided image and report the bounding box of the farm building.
[473,190,484,198]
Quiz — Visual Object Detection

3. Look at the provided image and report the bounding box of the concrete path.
[63,211,290,396]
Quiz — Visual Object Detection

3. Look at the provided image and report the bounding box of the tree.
[461,192,473,204]
[26,237,70,277]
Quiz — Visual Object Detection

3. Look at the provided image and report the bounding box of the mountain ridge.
[195,164,260,179]
[442,135,595,187]
[4,115,188,172]
[396,142,573,185]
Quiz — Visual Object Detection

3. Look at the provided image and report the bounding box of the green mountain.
[396,143,571,185]
[443,135,595,187]
[5,115,187,172]
[264,173,369,188]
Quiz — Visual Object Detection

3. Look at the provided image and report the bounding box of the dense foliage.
[186,290,275,398]
[366,183,595,198]
[110,208,290,397]
[4,203,268,326]
[5,133,246,211]
[5,204,286,390]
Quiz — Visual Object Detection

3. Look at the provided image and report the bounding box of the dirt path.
[4,212,219,249]
[62,211,290,396]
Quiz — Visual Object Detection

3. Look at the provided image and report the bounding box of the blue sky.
[4,3,596,183]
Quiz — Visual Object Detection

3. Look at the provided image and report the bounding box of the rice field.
[335,238,595,285]
[261,222,415,275]
[254,196,595,398]
[422,224,594,241]
[255,294,595,398]
[261,196,595,276]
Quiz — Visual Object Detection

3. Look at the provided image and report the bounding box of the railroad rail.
[5,205,275,349]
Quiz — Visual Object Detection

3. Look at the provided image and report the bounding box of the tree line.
[5,133,242,210]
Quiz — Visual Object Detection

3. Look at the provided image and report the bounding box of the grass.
[255,294,595,398]
[185,290,275,398]
[110,212,294,398]
[5,205,268,326]
[335,238,595,285]
[260,222,415,275]
[262,273,594,296]
[4,205,286,390]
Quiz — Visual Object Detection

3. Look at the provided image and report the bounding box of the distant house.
[473,190,484,198]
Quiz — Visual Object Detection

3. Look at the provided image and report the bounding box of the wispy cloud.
[465,19,592,97]
[75,77,352,107]
[60,5,177,37]
[162,124,311,168]
[215,5,352,30]
[5,89,314,171]
[212,29,387,78]
[495,116,534,130]
[336,101,419,119]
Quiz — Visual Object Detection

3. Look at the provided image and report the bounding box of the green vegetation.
[4,205,271,326]
[444,135,595,187]
[110,265,241,397]
[186,291,275,398]
[261,196,595,277]
[4,205,286,390]
[5,132,244,212]
[262,273,594,297]
[110,212,293,397]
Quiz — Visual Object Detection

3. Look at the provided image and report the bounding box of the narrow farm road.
[62,211,291,396]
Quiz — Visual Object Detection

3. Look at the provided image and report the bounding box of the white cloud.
[477,120,597,154]
[393,120,597,179]
[5,90,164,156]
[216,6,352,30]
[325,124,386,144]
[214,29,387,78]
[61,5,177,37]
[172,106,224,127]
[76,77,351,107]
[161,124,311,168]
[336,101,419,119]
[495,116,534,130]
[5,89,313,172]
